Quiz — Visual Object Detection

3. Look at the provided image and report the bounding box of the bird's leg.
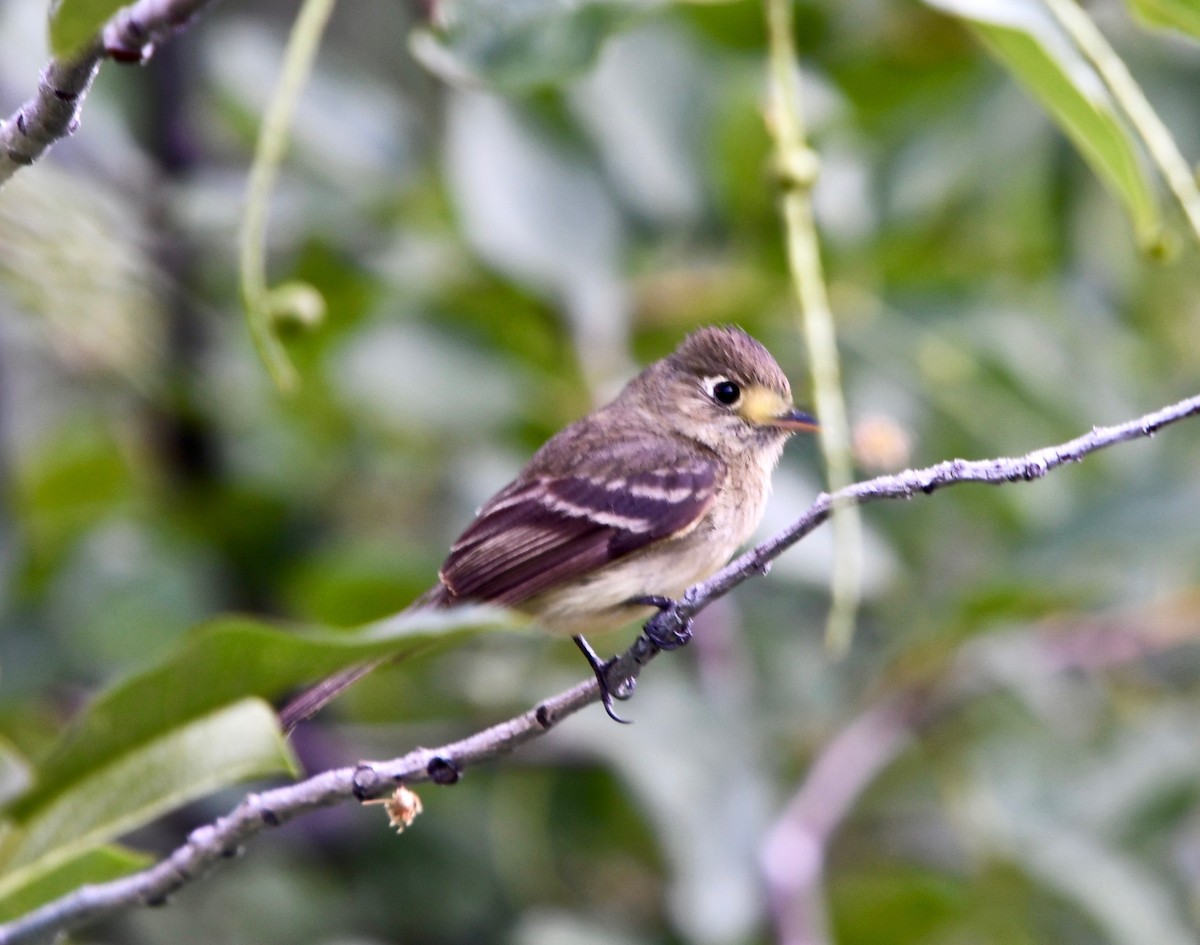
[573,635,633,724]
[629,595,693,650]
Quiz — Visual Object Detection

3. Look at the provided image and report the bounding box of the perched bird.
[279,326,816,730]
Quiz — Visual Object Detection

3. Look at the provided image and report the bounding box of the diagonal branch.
[761,692,923,945]
[0,678,603,945]
[758,600,1200,945]
[0,0,221,187]
[654,391,1200,638]
[1,392,1198,945]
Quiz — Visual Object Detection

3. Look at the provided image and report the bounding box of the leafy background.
[2,0,1200,942]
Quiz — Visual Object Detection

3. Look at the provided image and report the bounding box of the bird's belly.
[519,535,733,637]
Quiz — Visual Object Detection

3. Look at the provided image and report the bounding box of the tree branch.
[1,391,1198,945]
[757,601,1200,945]
[0,678,601,945]
[761,693,923,945]
[654,391,1200,638]
[0,0,220,187]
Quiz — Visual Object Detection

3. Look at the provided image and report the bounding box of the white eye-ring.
[704,376,742,407]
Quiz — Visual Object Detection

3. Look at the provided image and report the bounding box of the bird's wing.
[438,443,722,606]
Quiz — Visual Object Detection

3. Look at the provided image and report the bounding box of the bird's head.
[632,326,818,455]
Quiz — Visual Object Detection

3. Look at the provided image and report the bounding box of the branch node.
[250,796,281,827]
[106,42,156,65]
[426,756,461,786]
[1021,460,1048,481]
[351,764,381,801]
[186,825,216,849]
[775,146,821,192]
[104,9,158,63]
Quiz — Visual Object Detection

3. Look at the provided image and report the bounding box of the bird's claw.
[573,635,633,724]
[631,595,693,651]
[572,597,694,722]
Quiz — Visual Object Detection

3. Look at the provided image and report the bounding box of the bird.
[279,326,817,730]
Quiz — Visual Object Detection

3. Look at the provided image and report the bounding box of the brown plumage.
[279,326,815,730]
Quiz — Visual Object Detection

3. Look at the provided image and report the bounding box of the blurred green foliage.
[2,0,1200,942]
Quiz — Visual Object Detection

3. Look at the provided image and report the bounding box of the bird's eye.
[710,379,741,406]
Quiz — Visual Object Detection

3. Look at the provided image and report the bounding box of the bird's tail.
[278,584,451,734]
[278,659,387,733]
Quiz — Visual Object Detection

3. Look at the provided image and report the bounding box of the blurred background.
[2,0,1200,942]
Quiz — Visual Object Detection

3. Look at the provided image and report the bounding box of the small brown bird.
[280,326,816,729]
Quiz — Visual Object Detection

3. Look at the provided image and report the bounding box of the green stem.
[1043,0,1200,244]
[238,0,337,393]
[763,0,862,655]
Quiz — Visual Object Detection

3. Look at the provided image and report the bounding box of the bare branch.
[666,391,1200,630]
[756,596,1200,945]
[0,678,601,945]
[1,392,1197,945]
[761,693,923,945]
[0,0,220,186]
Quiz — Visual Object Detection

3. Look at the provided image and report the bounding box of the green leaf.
[410,0,663,91]
[0,700,291,911]
[6,606,515,823]
[0,606,514,917]
[924,0,1162,247]
[1127,0,1200,41]
[0,844,151,922]
[48,0,125,58]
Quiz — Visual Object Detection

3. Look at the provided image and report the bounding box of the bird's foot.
[629,595,693,651]
[573,635,633,724]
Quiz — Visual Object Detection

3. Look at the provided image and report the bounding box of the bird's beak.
[742,387,819,431]
[770,406,820,432]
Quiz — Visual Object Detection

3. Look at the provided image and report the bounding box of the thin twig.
[0,677,600,945]
[761,693,923,945]
[0,0,220,187]
[757,600,1200,945]
[668,391,1200,626]
[1,392,1198,945]
[238,0,336,393]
